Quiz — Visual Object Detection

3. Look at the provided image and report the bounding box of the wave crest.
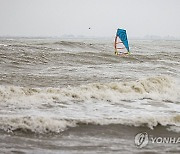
[0,114,180,134]
[0,116,76,134]
[0,76,179,134]
[0,76,176,104]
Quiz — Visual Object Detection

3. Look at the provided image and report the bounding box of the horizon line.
[0,35,180,40]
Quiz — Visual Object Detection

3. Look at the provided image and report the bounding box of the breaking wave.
[0,114,180,134]
[0,76,180,134]
[0,76,178,103]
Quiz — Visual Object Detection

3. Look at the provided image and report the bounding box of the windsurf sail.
[114,28,130,55]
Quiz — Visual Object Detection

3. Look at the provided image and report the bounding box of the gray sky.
[0,0,180,38]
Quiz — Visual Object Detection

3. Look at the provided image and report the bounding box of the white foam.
[0,76,180,133]
[0,44,8,47]
[0,116,76,134]
[167,126,180,133]
[0,114,179,134]
[1,76,178,105]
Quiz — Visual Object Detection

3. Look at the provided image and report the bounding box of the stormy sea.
[0,38,179,154]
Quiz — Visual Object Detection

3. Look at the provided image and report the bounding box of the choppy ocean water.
[0,38,180,153]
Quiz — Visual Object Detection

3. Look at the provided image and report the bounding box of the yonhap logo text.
[135,132,180,148]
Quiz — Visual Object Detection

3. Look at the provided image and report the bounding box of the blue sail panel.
[116,29,129,52]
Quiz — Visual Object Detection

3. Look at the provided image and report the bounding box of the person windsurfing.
[114,29,130,56]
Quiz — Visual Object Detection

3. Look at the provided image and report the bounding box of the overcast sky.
[0,0,180,38]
